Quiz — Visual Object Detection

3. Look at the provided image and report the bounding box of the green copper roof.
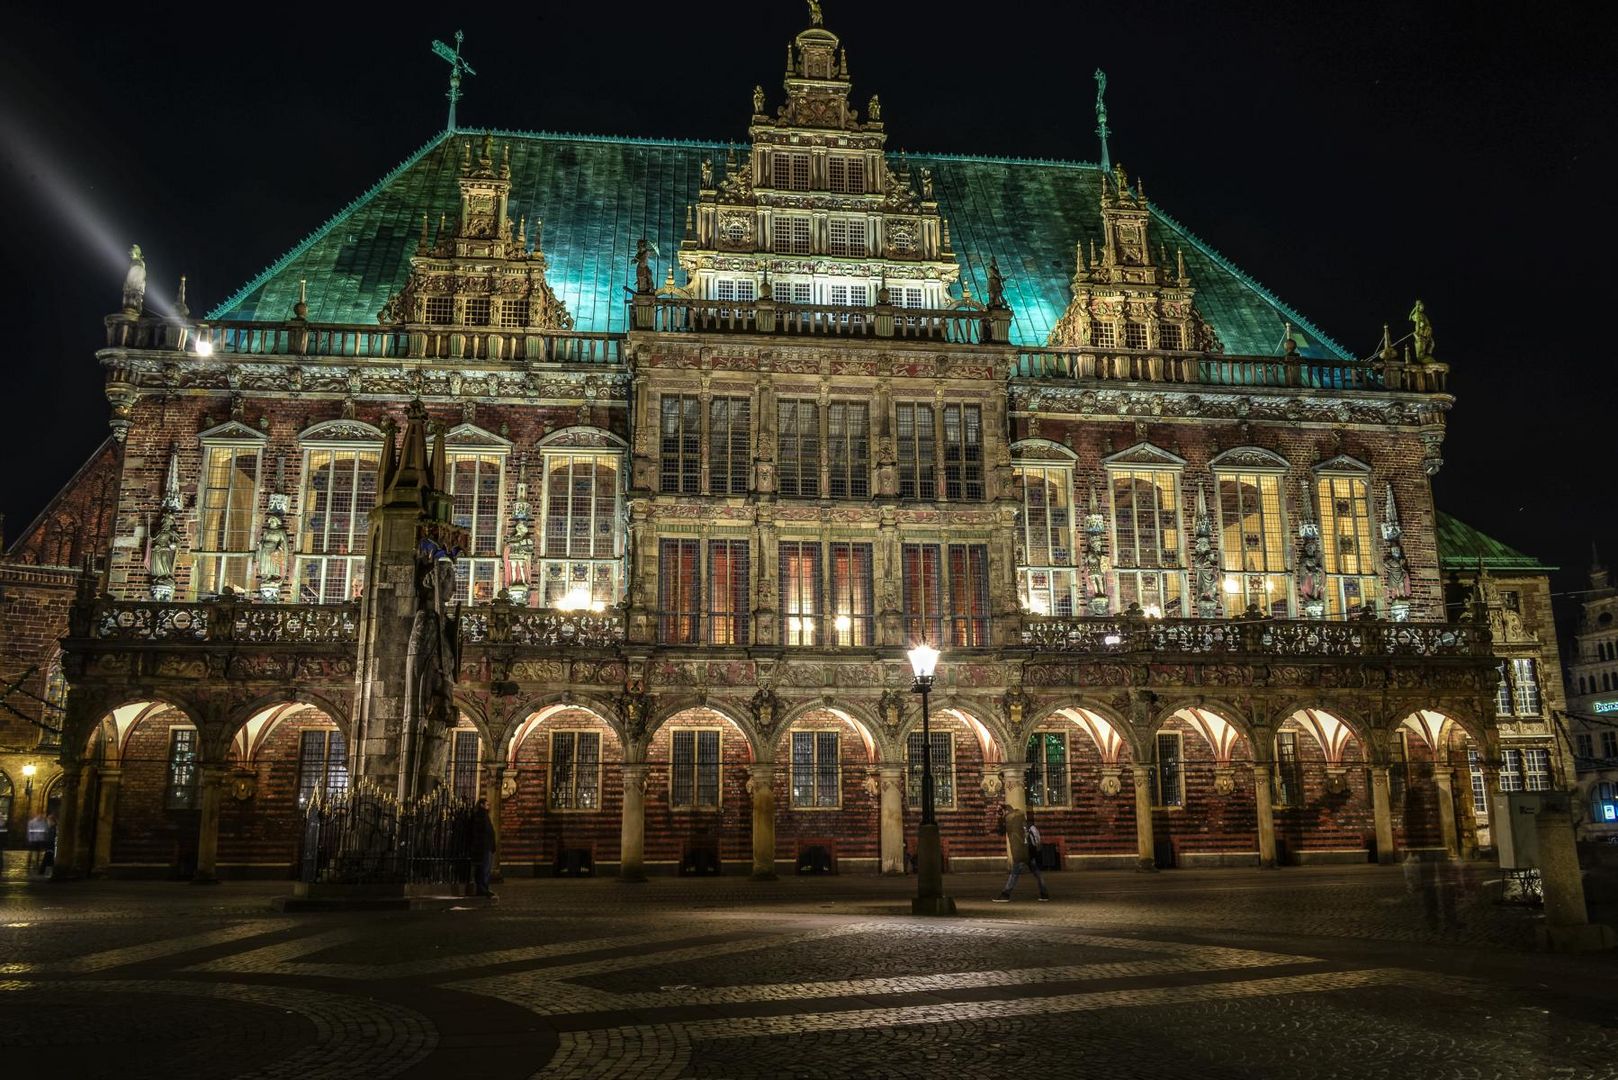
[1435,512,1554,573]
[210,129,1348,359]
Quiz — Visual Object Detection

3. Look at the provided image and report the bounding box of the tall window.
[1523,748,1552,792]
[902,543,989,647]
[906,731,954,808]
[1150,731,1183,808]
[658,539,702,644]
[710,397,752,496]
[1510,659,1542,715]
[826,403,870,498]
[446,729,481,801]
[1110,468,1184,616]
[773,215,811,254]
[828,217,866,257]
[0,773,11,839]
[540,452,622,610]
[1026,732,1070,808]
[895,403,936,500]
[1499,748,1523,793]
[1316,474,1379,617]
[550,730,602,810]
[448,452,504,604]
[194,443,260,597]
[780,541,822,646]
[670,729,721,809]
[828,156,865,194]
[791,730,840,808]
[659,395,701,495]
[1216,471,1290,617]
[296,728,349,810]
[777,399,821,498]
[1467,746,1489,818]
[166,727,199,810]
[772,152,810,191]
[298,448,380,603]
[707,540,750,646]
[38,652,65,750]
[1274,730,1303,806]
[828,541,874,646]
[941,405,983,500]
[1015,464,1077,617]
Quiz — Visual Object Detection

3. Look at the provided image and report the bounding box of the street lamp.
[907,643,955,916]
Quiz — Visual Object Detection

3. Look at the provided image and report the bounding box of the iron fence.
[298,782,477,886]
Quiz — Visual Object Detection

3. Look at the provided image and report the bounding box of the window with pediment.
[296,421,383,604]
[1315,463,1379,618]
[1013,444,1079,618]
[444,429,508,604]
[1211,448,1291,618]
[194,422,265,599]
[539,429,624,611]
[1106,446,1186,617]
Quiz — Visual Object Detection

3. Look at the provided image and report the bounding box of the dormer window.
[1092,323,1116,348]
[464,297,491,326]
[1159,323,1183,350]
[1123,322,1148,349]
[828,156,866,194]
[425,296,453,324]
[501,299,530,328]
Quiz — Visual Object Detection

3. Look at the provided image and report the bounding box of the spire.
[174,275,189,319]
[161,446,183,513]
[431,31,476,132]
[1592,542,1611,592]
[1094,69,1111,173]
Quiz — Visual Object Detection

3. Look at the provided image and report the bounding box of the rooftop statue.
[987,257,1008,310]
[807,0,823,27]
[1409,299,1435,362]
[122,244,146,315]
[633,238,656,294]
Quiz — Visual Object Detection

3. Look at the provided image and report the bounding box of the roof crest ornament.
[808,0,823,26]
[1094,69,1111,173]
[431,31,476,133]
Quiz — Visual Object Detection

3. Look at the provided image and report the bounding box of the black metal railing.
[298,783,476,886]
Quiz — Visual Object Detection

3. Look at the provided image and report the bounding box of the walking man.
[993,803,1050,902]
[470,798,497,898]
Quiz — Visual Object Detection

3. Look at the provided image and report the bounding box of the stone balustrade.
[78,599,360,644]
[1020,614,1488,658]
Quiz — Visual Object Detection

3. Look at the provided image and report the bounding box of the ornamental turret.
[677,10,959,310]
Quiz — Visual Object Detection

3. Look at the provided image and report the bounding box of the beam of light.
[0,112,176,318]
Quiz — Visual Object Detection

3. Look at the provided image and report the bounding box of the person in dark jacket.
[994,803,1050,902]
[470,798,497,898]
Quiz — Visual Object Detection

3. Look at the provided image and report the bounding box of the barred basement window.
[777,399,821,498]
[1274,730,1303,807]
[449,452,504,604]
[425,296,453,324]
[791,730,841,808]
[1150,731,1184,808]
[828,541,874,646]
[1159,323,1184,350]
[941,404,983,500]
[1092,322,1116,348]
[166,728,199,810]
[1124,322,1149,349]
[773,215,811,255]
[658,539,701,645]
[906,730,954,808]
[194,443,261,598]
[773,152,810,191]
[828,218,866,257]
[659,395,701,495]
[298,448,380,603]
[780,540,822,646]
[827,402,870,498]
[709,397,752,496]
[1523,748,1551,792]
[464,297,492,326]
[501,299,530,328]
[1026,731,1070,808]
[670,729,722,809]
[297,729,349,810]
[447,729,481,801]
[828,156,865,194]
[707,540,750,646]
[550,730,602,810]
[895,403,936,500]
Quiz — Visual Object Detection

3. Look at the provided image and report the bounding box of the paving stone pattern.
[0,865,1613,1079]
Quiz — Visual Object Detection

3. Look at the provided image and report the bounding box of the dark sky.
[1,2,1613,599]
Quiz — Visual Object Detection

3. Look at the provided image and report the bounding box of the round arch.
[497,692,627,753]
[775,700,881,762]
[649,698,762,762]
[1278,707,1365,767]
[221,690,353,765]
[505,702,625,767]
[1398,707,1489,752]
[899,704,1004,766]
[1154,702,1253,765]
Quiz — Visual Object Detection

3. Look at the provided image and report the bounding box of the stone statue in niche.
[147,509,180,601]
[255,505,290,601]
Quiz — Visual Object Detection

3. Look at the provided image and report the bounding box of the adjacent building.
[1565,550,1618,839]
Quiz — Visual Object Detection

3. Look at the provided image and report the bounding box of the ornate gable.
[197,419,267,444]
[1102,441,1186,469]
[443,423,512,451]
[1314,453,1373,475]
[1209,446,1289,472]
[299,418,386,444]
[1010,438,1078,463]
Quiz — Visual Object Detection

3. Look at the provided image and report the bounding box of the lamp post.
[907,644,955,916]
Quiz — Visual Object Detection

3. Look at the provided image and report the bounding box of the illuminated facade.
[6,12,1571,879]
[1566,550,1618,838]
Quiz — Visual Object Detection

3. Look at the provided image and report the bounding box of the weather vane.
[1094,69,1111,173]
[432,31,476,133]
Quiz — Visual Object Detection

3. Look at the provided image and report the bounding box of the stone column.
[49,766,82,882]
[749,764,777,881]
[1252,764,1278,868]
[1432,767,1460,859]
[487,763,506,883]
[192,766,226,884]
[1131,765,1157,871]
[619,763,647,882]
[1000,762,1028,812]
[91,768,123,874]
[70,763,97,876]
[878,764,905,874]
[1369,765,1396,865]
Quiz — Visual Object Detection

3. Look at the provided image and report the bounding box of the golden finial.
[1379,324,1397,362]
[1175,248,1187,284]
[518,215,527,249]
[807,0,823,26]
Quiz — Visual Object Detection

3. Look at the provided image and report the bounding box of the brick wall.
[771,710,880,864]
[216,708,342,872]
[1023,721,1137,858]
[502,709,624,872]
[643,712,755,868]
[108,708,199,872]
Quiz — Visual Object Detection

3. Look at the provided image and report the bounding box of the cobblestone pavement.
[0,863,1614,1079]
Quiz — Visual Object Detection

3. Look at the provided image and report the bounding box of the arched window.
[1105,444,1187,617]
[1315,460,1379,618]
[296,421,384,603]
[195,421,266,598]
[1211,448,1292,618]
[1012,443,1079,617]
[538,429,626,610]
[443,425,512,605]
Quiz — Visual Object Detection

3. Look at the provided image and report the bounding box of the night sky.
[0,2,1612,602]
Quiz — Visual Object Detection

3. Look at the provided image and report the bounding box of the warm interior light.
[555,587,597,612]
[833,614,852,633]
[1143,604,1163,619]
[1102,633,1122,646]
[194,336,214,357]
[1223,576,1241,594]
[907,643,940,680]
[21,764,35,778]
